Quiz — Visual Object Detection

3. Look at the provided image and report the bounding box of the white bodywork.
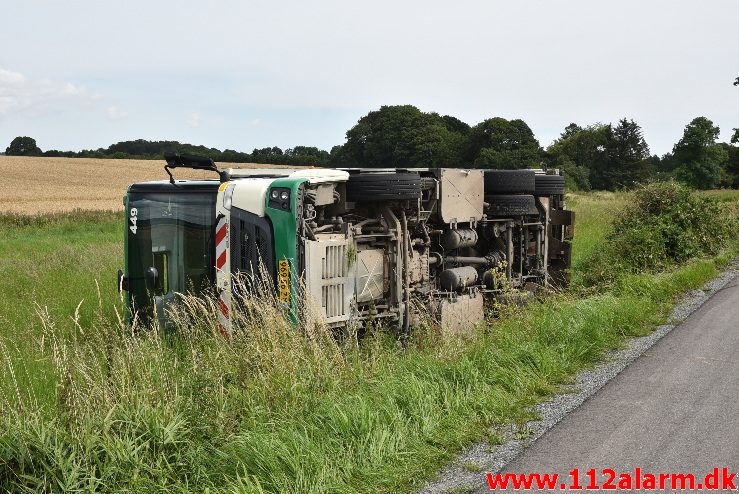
[304,234,355,325]
[227,169,350,217]
[227,168,350,184]
[229,178,274,217]
[215,170,351,334]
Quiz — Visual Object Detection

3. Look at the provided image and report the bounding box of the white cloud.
[106,105,128,120]
[185,112,201,128]
[61,82,85,96]
[0,68,25,85]
[0,95,20,115]
[0,69,26,115]
[0,67,98,119]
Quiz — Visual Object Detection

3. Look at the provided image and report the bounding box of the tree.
[251,146,285,164]
[328,144,354,167]
[341,105,467,167]
[466,117,542,169]
[6,136,42,156]
[560,123,583,140]
[657,152,676,173]
[546,123,610,190]
[545,120,652,190]
[672,117,727,189]
[284,146,330,166]
[594,119,652,190]
[547,153,592,191]
[440,115,471,135]
[716,142,739,188]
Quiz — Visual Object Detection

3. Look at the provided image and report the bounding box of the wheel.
[346,172,422,202]
[484,170,535,194]
[485,194,538,217]
[534,174,565,196]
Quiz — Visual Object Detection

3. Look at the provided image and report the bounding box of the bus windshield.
[126,188,216,327]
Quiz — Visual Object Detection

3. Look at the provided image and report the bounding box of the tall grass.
[0,192,737,493]
[566,191,627,274]
[0,211,121,416]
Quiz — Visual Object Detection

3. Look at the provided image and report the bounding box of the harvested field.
[0,156,291,214]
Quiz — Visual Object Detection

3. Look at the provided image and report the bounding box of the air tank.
[439,266,479,291]
[440,228,478,250]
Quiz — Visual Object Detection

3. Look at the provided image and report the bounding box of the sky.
[1,0,737,156]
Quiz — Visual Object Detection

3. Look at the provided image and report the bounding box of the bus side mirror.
[117,269,128,292]
[145,266,159,291]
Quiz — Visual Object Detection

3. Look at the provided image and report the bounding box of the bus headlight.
[268,187,292,212]
[223,183,235,210]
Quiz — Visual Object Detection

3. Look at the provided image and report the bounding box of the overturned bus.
[119,154,574,334]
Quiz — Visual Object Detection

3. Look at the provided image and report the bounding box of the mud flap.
[548,209,575,288]
[550,209,575,239]
[438,293,484,337]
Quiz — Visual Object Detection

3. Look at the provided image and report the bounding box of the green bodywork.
[264,177,307,324]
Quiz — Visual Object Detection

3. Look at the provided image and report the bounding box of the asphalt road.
[482,274,739,492]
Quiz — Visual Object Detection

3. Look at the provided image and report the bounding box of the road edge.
[417,260,739,494]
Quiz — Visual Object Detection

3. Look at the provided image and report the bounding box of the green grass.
[0,211,122,411]
[0,211,121,329]
[698,188,739,202]
[0,191,737,493]
[567,191,627,272]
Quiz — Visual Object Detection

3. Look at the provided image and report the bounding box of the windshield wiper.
[163,153,231,184]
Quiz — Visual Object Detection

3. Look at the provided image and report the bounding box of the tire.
[485,194,538,217]
[346,172,422,202]
[534,174,565,196]
[484,170,535,194]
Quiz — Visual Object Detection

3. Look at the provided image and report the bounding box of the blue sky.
[1,0,737,155]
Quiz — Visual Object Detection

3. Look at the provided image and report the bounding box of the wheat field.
[0,156,289,214]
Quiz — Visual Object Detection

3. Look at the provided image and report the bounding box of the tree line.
[4,136,330,167]
[5,105,739,190]
[329,105,738,190]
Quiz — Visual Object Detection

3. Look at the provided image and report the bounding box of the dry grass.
[0,156,292,214]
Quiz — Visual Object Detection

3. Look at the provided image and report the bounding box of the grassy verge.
[0,192,737,493]
[566,191,627,273]
[0,210,121,329]
[0,211,121,411]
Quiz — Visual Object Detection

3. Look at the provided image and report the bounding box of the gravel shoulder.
[417,261,739,494]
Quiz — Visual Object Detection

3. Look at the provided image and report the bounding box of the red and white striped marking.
[215,214,231,337]
[215,216,228,272]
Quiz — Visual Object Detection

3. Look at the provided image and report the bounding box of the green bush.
[577,181,736,288]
